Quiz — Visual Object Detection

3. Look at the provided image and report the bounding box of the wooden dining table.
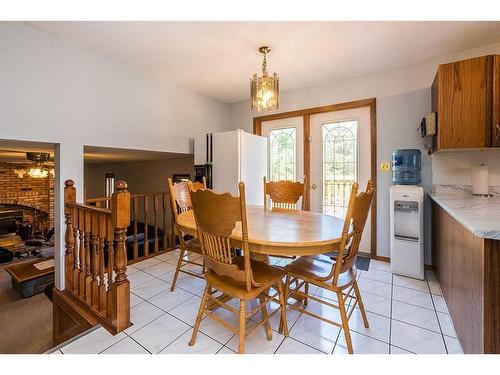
[176,205,344,257]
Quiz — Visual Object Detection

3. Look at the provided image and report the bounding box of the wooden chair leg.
[279,274,291,334]
[259,294,273,341]
[170,248,186,292]
[238,299,246,354]
[353,280,369,328]
[337,291,353,354]
[277,280,289,336]
[304,281,309,306]
[189,283,210,346]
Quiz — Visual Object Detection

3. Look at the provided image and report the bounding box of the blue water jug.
[392,149,421,185]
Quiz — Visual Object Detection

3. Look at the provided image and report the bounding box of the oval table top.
[176,205,344,257]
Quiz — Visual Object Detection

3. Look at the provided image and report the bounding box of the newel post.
[109,180,131,332]
[64,180,76,291]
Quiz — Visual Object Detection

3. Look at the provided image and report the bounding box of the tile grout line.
[124,331,154,354]
[72,255,454,354]
[329,273,361,354]
[272,336,287,354]
[427,274,449,354]
[284,336,329,354]
[388,273,394,353]
[97,333,131,354]
[356,286,453,336]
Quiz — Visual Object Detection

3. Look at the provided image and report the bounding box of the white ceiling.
[0,139,54,162]
[26,21,500,103]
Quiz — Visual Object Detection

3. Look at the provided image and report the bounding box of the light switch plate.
[380,162,391,172]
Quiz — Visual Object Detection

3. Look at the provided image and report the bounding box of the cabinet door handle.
[496,124,500,141]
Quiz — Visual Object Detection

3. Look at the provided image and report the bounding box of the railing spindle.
[72,207,79,294]
[84,210,92,304]
[78,209,85,297]
[105,215,114,320]
[162,194,169,251]
[143,195,149,257]
[133,196,139,261]
[91,212,99,309]
[153,194,159,254]
[64,181,76,291]
[98,213,107,314]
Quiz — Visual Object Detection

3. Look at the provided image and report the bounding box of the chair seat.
[284,254,357,290]
[205,258,284,299]
[182,237,202,254]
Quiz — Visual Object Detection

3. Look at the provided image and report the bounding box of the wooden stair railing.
[62,179,131,335]
[86,191,174,265]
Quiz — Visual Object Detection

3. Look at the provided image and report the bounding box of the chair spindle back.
[168,177,206,238]
[331,180,375,282]
[263,176,307,210]
[189,182,255,292]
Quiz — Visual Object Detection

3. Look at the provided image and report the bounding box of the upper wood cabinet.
[432,55,500,150]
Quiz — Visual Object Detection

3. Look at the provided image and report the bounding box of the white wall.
[228,41,500,264]
[0,22,230,288]
[84,156,195,231]
[432,149,500,187]
[84,156,194,198]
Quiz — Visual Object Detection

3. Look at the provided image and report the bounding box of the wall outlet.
[380,162,391,172]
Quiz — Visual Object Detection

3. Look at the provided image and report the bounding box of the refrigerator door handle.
[206,133,209,164]
[209,133,213,163]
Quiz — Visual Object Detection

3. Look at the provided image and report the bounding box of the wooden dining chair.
[282,180,375,354]
[263,176,307,210]
[188,182,289,354]
[168,177,206,292]
[263,176,307,265]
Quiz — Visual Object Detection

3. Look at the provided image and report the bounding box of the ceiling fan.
[0,151,55,178]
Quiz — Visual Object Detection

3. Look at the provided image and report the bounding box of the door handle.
[311,184,317,190]
[496,124,500,141]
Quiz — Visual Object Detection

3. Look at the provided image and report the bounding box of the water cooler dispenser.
[390,150,424,280]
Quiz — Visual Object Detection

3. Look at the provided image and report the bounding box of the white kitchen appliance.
[194,129,267,206]
[390,185,424,280]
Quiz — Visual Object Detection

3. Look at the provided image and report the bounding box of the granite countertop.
[429,193,500,240]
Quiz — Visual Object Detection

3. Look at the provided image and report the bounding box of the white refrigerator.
[194,129,267,206]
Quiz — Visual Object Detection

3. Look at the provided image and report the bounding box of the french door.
[261,117,304,181]
[310,107,371,254]
[254,99,376,256]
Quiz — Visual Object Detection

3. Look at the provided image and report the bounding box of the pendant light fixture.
[250,46,279,112]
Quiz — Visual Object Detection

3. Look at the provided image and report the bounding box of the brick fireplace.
[0,162,55,249]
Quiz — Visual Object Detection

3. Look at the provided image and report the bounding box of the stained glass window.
[322,120,357,218]
[269,127,296,181]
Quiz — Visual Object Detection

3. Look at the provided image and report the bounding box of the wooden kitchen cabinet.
[432,202,500,353]
[432,55,500,150]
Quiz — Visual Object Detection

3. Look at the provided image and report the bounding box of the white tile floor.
[55,250,464,354]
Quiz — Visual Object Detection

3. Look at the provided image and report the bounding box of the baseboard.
[369,254,434,271]
[371,255,390,262]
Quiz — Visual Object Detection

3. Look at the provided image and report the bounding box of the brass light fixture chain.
[262,52,267,75]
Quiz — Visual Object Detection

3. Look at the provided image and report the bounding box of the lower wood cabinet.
[432,202,500,353]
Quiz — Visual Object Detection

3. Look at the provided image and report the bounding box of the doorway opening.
[0,138,57,354]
